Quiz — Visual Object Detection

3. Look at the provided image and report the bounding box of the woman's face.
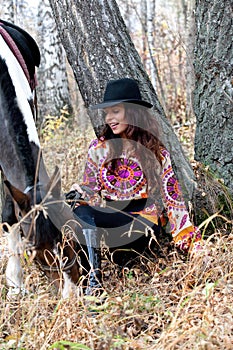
[104,104,128,137]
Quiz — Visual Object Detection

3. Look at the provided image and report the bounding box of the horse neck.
[0,52,46,191]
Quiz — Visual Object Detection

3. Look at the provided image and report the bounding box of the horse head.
[4,166,81,294]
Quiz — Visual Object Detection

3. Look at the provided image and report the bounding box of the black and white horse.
[0,19,81,297]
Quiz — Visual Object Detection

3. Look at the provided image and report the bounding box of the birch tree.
[0,0,32,27]
[37,0,72,120]
[0,0,15,21]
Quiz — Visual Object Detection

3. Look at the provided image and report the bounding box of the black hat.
[91,78,153,109]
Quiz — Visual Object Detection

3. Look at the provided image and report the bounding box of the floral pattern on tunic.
[100,157,147,200]
[81,139,202,253]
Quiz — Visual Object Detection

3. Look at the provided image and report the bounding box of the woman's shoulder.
[89,137,106,148]
[88,138,99,149]
[159,146,171,160]
[87,137,109,155]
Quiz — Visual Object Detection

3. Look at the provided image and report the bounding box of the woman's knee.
[73,205,96,228]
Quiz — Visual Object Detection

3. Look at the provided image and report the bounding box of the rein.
[35,252,78,273]
[20,183,78,273]
[24,182,42,194]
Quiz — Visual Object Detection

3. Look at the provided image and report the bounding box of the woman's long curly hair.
[99,103,165,197]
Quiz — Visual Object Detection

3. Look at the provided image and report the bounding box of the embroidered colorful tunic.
[81,138,202,253]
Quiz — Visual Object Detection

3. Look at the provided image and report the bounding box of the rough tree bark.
[48,0,197,202]
[193,0,233,193]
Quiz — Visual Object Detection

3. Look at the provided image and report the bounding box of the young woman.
[69,78,202,293]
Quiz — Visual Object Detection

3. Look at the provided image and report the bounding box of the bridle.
[34,248,78,273]
[19,183,79,273]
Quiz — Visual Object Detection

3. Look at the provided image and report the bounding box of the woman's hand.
[70,183,86,196]
[69,184,102,207]
[65,184,86,209]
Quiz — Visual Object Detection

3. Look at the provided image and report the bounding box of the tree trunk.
[48,0,197,201]
[193,0,233,193]
[184,0,195,120]
[0,0,15,21]
[37,0,72,121]
[146,0,157,89]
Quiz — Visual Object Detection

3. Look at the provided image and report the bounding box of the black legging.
[73,198,160,266]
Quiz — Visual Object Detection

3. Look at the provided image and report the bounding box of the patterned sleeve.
[82,139,102,193]
[160,149,203,253]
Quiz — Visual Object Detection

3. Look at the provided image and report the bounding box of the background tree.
[131,0,162,95]
[0,0,35,30]
[184,0,195,120]
[48,0,196,202]
[193,0,233,193]
[117,0,188,123]
[37,0,72,121]
[0,0,15,22]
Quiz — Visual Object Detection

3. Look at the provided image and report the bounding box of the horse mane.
[0,19,40,78]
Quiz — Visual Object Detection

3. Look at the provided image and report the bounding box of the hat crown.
[90,77,153,109]
[104,78,142,102]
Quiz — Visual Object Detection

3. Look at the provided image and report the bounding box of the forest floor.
[0,118,232,350]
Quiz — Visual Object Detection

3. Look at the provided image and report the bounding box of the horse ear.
[46,166,61,199]
[4,180,30,212]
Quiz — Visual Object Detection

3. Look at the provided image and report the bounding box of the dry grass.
[1,233,233,349]
[0,120,233,350]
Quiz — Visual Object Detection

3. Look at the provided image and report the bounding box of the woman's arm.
[70,139,103,207]
[160,149,203,253]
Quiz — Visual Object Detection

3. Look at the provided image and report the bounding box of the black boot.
[83,228,102,295]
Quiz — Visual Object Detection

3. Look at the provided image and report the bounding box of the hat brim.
[90,99,153,110]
